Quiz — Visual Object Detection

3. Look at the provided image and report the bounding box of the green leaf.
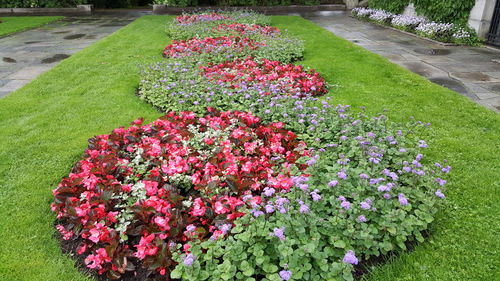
[333,240,346,248]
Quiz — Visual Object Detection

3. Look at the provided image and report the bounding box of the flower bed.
[52,109,309,279]
[163,35,303,64]
[351,7,480,45]
[54,10,450,281]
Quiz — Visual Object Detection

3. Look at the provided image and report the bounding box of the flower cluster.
[52,110,309,279]
[163,36,264,59]
[415,22,454,37]
[213,23,281,37]
[391,14,426,30]
[352,7,479,45]
[368,9,394,23]
[351,7,375,18]
[201,58,328,97]
[175,13,232,26]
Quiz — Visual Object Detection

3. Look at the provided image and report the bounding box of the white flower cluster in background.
[391,14,426,28]
[415,22,454,36]
[369,9,394,22]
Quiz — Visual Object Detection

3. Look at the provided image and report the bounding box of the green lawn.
[0,16,63,37]
[0,15,498,281]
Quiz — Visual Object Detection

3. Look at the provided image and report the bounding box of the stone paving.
[301,11,500,113]
[0,11,149,97]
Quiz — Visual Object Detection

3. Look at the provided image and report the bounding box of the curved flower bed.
[201,58,328,97]
[52,110,309,279]
[55,10,451,281]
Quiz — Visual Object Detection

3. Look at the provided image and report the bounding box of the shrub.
[368,0,409,14]
[52,109,310,279]
[368,9,394,24]
[0,0,87,7]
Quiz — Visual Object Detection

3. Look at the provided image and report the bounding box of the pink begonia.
[84,248,111,269]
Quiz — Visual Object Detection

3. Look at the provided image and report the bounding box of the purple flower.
[357,215,367,222]
[186,225,196,232]
[359,173,369,179]
[435,178,446,186]
[328,180,339,187]
[184,253,195,266]
[377,185,389,192]
[383,193,391,199]
[398,194,409,206]
[279,270,292,281]
[338,196,346,201]
[263,187,276,197]
[265,204,275,213]
[338,170,348,180]
[340,200,351,210]
[310,190,322,201]
[360,201,371,210]
[442,166,452,173]
[270,227,286,241]
[343,250,358,265]
[435,189,445,198]
[299,202,310,213]
[418,140,428,148]
[252,209,264,217]
[220,224,232,233]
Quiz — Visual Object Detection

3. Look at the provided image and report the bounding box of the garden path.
[0,11,150,98]
[301,11,500,113]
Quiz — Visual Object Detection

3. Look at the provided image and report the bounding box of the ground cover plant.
[0,14,498,281]
[351,7,480,45]
[0,16,63,37]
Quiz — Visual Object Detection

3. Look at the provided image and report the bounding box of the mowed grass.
[0,15,498,281]
[0,16,63,37]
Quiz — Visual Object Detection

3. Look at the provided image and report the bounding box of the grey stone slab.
[477,97,500,112]
[0,79,30,92]
[477,83,500,93]
[483,72,500,79]
[6,66,52,80]
[399,61,449,78]
[475,92,500,100]
[0,11,146,98]
[450,72,500,83]
[0,91,9,98]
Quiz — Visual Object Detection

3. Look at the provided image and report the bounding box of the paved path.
[0,11,150,97]
[301,11,500,113]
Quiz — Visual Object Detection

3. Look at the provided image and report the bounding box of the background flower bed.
[351,7,480,46]
[0,15,498,281]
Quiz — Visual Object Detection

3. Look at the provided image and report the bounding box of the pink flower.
[135,234,158,259]
[85,248,111,270]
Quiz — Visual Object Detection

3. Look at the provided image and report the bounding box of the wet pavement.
[302,11,500,113]
[0,11,150,97]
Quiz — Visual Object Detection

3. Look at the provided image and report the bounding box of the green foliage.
[368,0,409,14]
[413,0,476,24]
[153,0,197,7]
[0,0,87,7]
